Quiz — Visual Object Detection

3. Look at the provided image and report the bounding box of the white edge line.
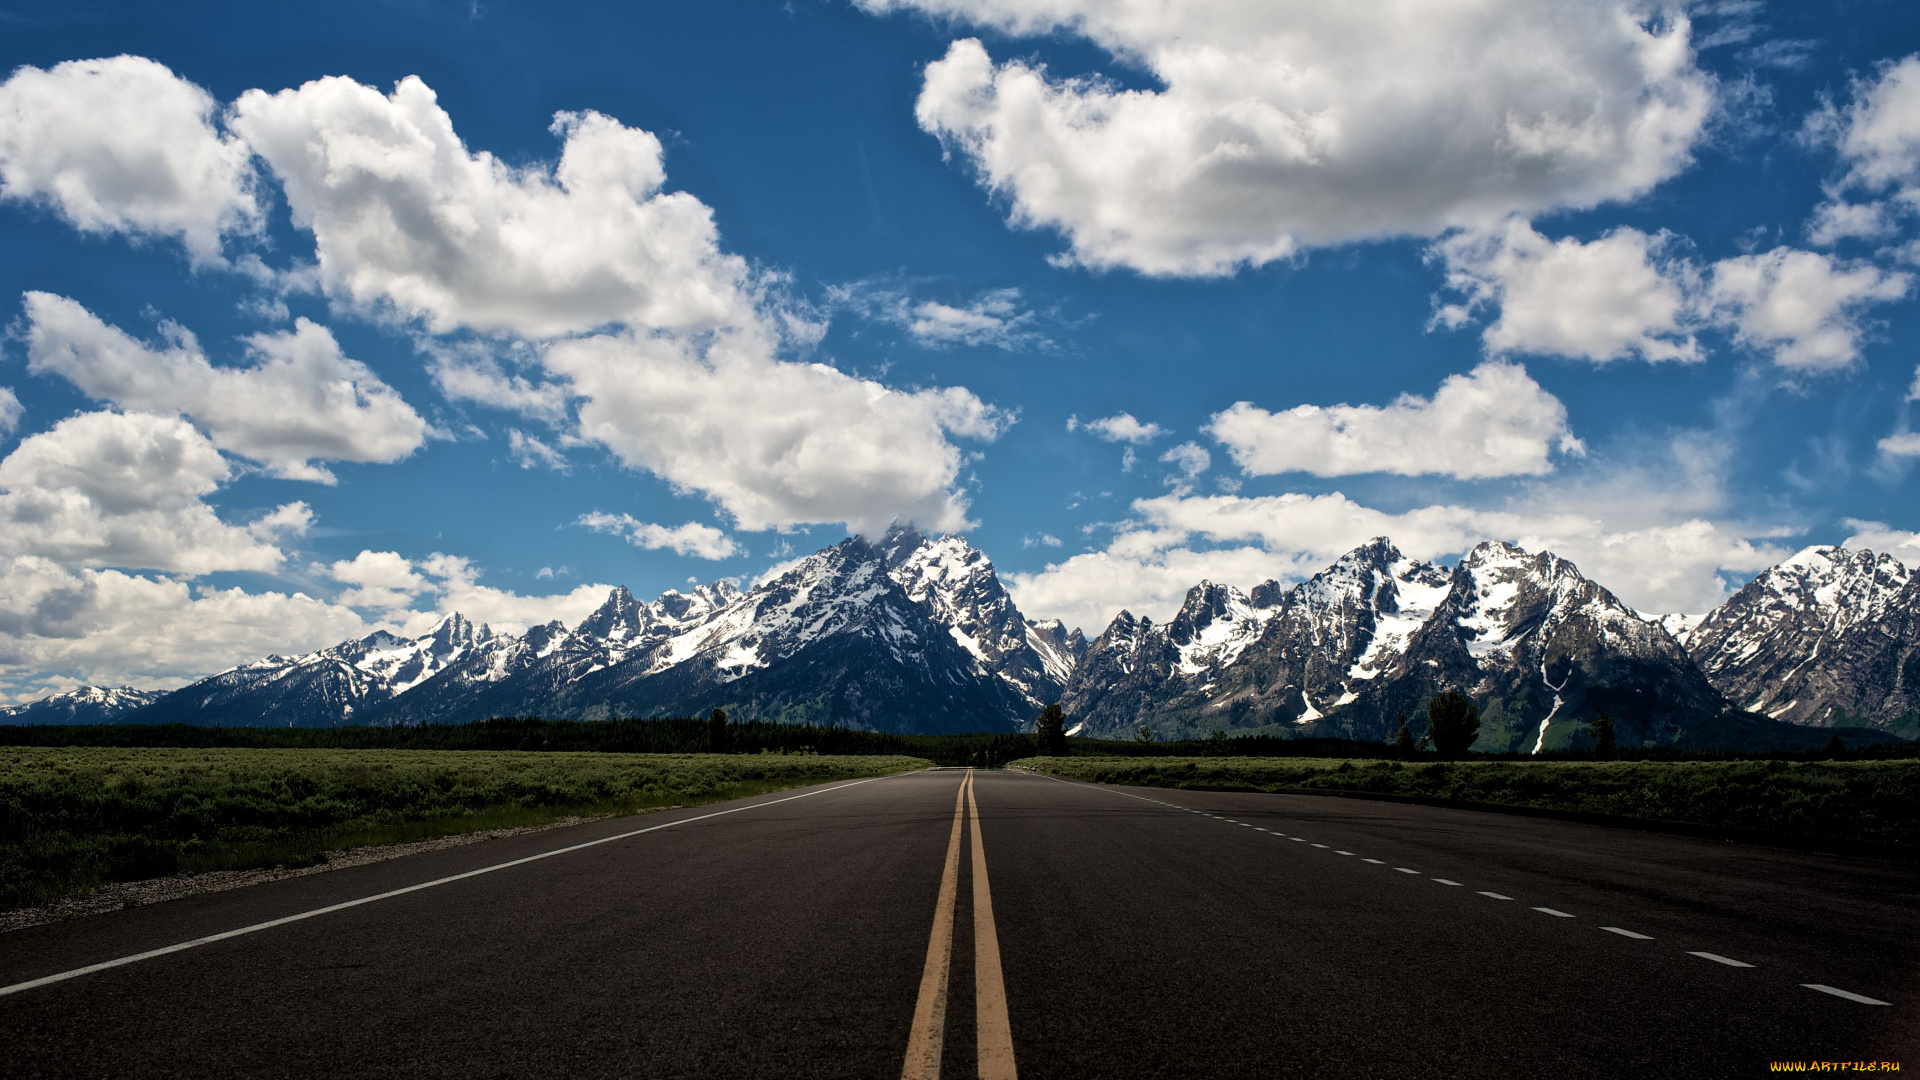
[0,772,903,999]
[1801,984,1890,1006]
[1687,951,1754,968]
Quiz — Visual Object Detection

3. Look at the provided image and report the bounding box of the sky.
[0,0,1918,699]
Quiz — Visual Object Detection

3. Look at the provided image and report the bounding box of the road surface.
[2,767,1914,1077]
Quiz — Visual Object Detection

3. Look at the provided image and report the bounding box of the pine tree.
[1035,702,1068,757]
[1590,712,1616,760]
[1394,710,1416,756]
[1426,692,1481,759]
[708,707,731,753]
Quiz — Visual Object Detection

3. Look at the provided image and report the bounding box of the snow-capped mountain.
[123,526,1070,734]
[1063,538,1753,751]
[78,529,1920,746]
[0,685,163,725]
[1681,546,1919,738]
[132,613,497,727]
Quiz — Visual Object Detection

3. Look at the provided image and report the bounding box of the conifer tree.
[1035,702,1068,757]
[1426,692,1480,759]
[708,707,730,753]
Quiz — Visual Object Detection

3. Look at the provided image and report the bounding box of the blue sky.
[0,0,1917,697]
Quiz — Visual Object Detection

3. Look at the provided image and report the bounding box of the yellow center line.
[969,770,1019,1080]
[902,770,969,1080]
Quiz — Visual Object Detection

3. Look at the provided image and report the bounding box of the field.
[0,747,929,910]
[1021,756,1920,851]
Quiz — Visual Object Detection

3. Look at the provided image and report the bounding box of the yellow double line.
[901,769,1016,1080]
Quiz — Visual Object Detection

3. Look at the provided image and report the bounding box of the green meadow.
[0,747,929,911]
[1022,756,1920,851]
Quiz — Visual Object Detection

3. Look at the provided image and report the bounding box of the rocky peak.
[579,586,648,640]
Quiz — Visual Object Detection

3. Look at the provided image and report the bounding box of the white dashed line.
[1363,859,1385,865]
[1311,843,1330,849]
[1334,851,1355,856]
[1291,837,1307,843]
[1600,927,1652,940]
[1432,879,1463,886]
[1801,984,1890,1006]
[1394,867,1420,875]
[1532,907,1575,918]
[1478,892,1513,900]
[1238,823,1253,827]
[1688,951,1754,968]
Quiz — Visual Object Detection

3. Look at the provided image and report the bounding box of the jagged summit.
[1682,544,1918,734]
[0,685,163,724]
[68,531,1918,748]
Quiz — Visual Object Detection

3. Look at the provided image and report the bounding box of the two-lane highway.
[2,767,1914,1077]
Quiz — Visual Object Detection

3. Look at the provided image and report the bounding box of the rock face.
[1062,538,1762,751]
[125,527,1079,734]
[131,614,495,727]
[0,686,163,725]
[1680,546,1920,738]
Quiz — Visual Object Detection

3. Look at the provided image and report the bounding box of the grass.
[0,747,929,911]
[1020,756,1920,850]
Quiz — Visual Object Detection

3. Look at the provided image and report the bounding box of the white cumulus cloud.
[1208,361,1582,480]
[1705,247,1912,372]
[859,2,1715,275]
[0,411,301,576]
[1435,222,1912,372]
[0,56,259,264]
[1068,412,1164,444]
[577,512,738,560]
[22,292,428,482]
[1805,55,1920,246]
[547,330,1008,535]
[0,556,371,692]
[1433,219,1702,363]
[229,76,757,338]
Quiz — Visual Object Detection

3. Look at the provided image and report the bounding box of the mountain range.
[13,527,1918,749]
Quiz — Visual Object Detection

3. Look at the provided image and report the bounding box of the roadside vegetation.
[0,716,1035,767]
[0,746,927,911]
[1020,756,1920,851]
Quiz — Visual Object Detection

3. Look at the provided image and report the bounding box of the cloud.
[547,330,1009,535]
[1158,441,1209,494]
[1805,55,1920,244]
[1067,412,1163,444]
[1434,222,1912,371]
[0,411,300,575]
[326,549,426,613]
[0,556,370,692]
[507,429,569,472]
[1009,487,1784,633]
[0,56,260,265]
[21,292,428,482]
[0,388,20,435]
[399,552,615,636]
[1432,219,1703,363]
[831,282,1046,350]
[421,340,571,423]
[858,3,1714,275]
[229,77,757,338]
[225,71,1008,535]
[1705,247,1911,371]
[1208,361,1581,480]
[577,512,738,559]
[1840,518,1920,561]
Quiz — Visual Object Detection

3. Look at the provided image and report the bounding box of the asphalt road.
[2,767,1915,1078]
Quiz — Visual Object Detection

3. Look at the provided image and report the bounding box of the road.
[2,767,1915,1077]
